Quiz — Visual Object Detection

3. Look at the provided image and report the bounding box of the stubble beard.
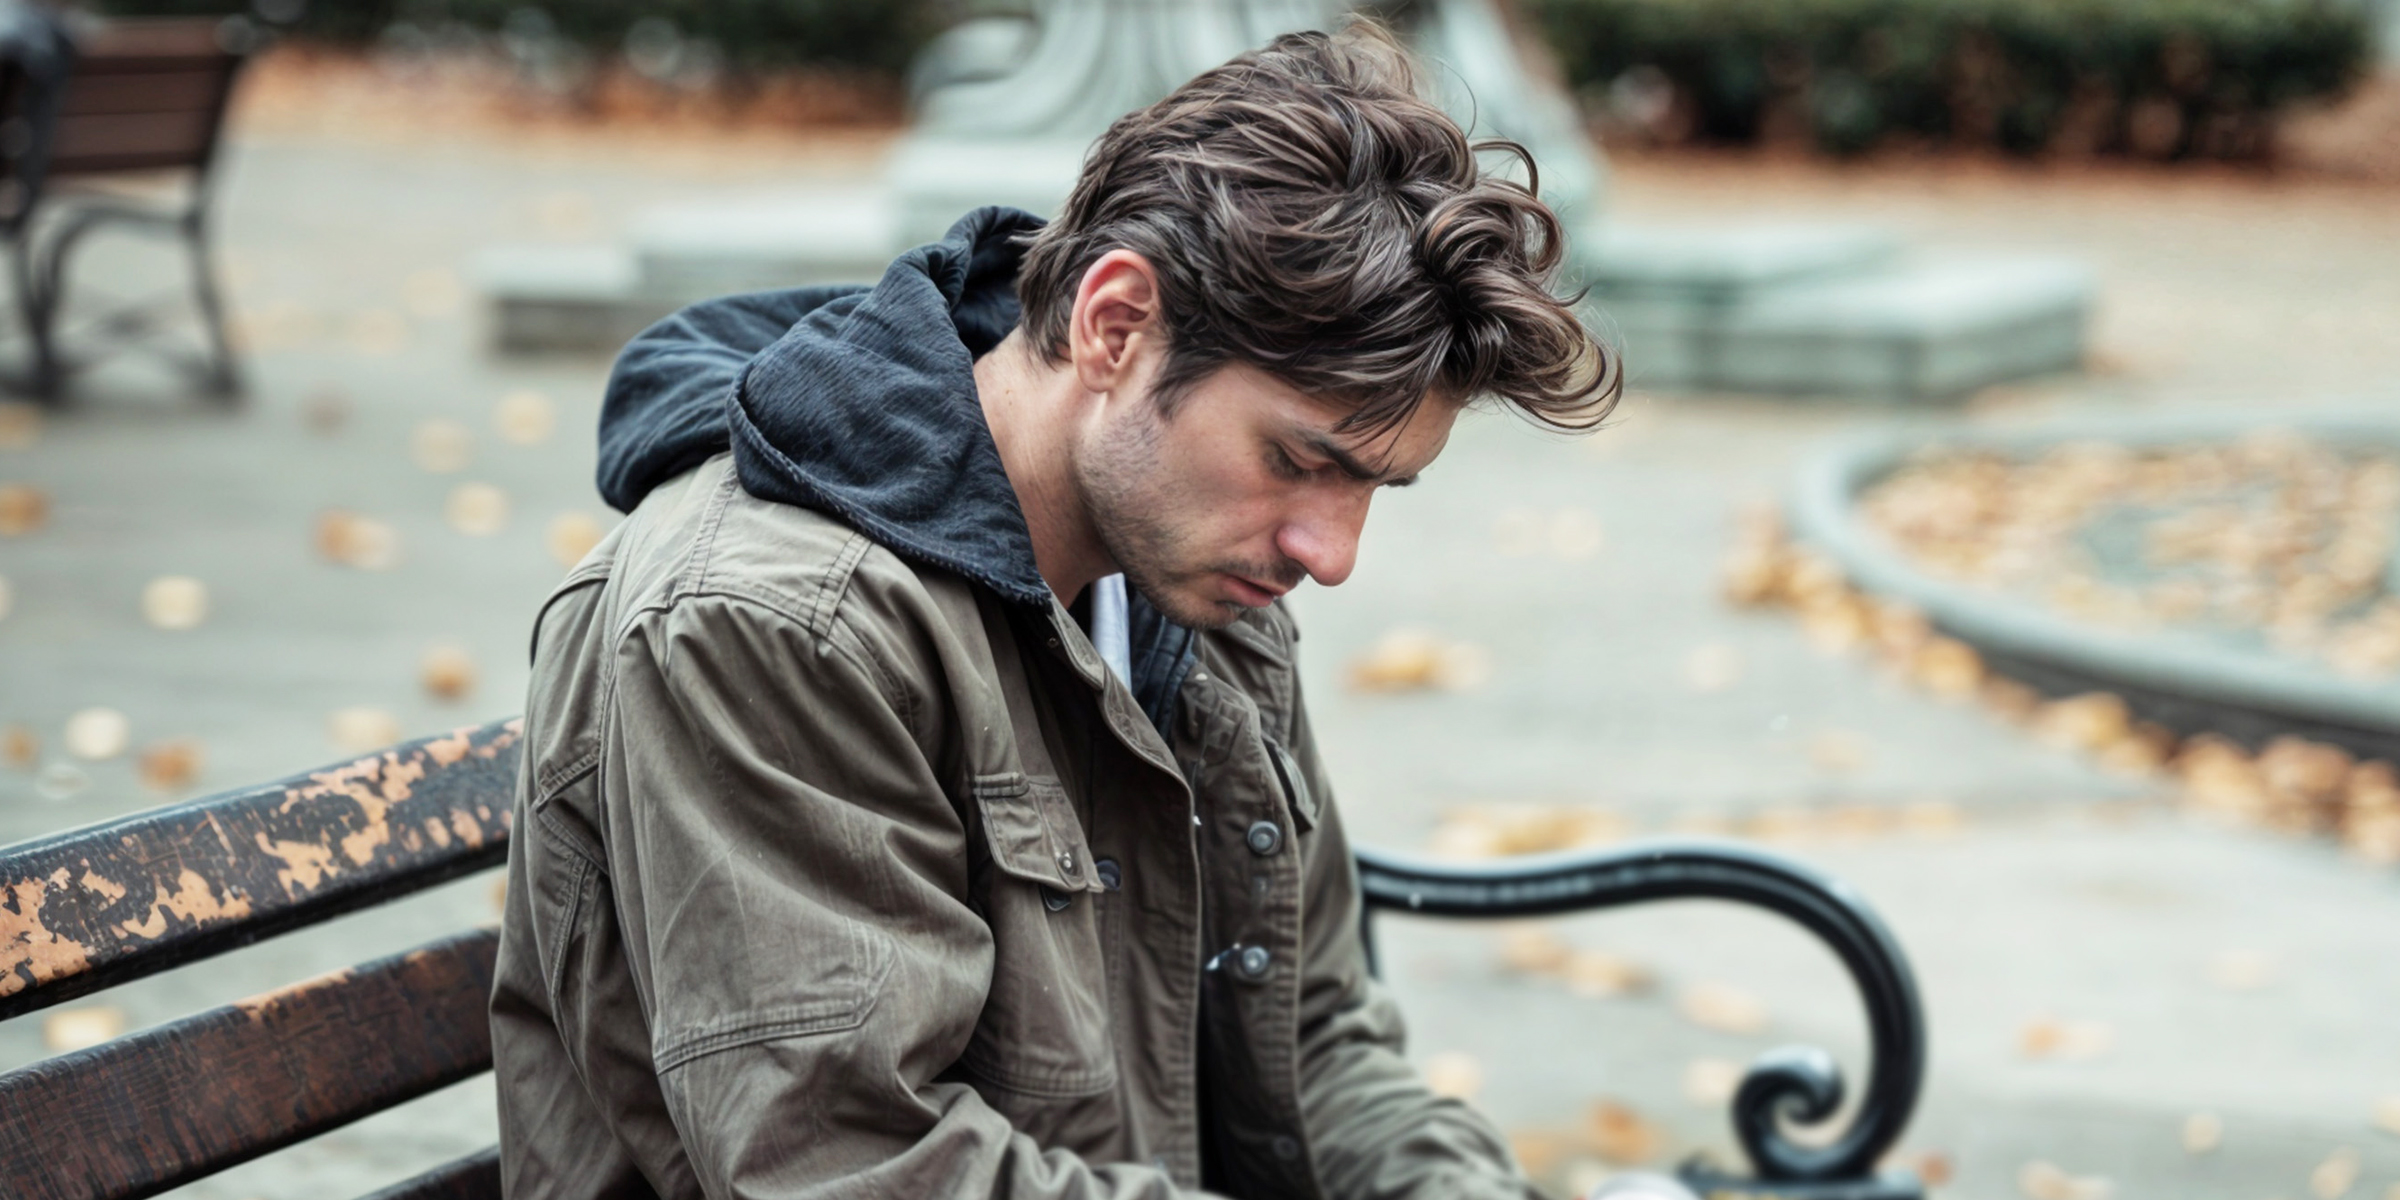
[1077,401,1278,632]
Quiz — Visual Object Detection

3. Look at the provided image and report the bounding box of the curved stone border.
[1789,411,2400,749]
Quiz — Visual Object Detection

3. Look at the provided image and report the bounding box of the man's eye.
[1269,445,1311,480]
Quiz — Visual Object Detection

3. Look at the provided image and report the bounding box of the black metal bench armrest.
[1351,839,1926,1197]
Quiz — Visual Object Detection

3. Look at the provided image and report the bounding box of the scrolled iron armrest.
[1351,839,1926,1200]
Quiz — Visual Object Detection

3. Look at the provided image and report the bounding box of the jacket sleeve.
[608,591,1224,1200]
[1282,678,1548,1200]
[595,286,858,513]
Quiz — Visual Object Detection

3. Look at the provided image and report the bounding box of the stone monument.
[481,0,2092,402]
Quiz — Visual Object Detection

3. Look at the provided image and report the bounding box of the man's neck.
[974,331,1114,605]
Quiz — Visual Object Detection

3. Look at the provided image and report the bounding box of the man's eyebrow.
[1298,429,1418,486]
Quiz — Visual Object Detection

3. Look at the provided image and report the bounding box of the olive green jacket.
[489,453,1537,1200]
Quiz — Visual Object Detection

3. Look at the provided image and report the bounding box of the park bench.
[0,10,252,400]
[0,718,1928,1200]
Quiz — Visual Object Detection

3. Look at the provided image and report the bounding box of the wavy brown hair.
[1014,21,1618,434]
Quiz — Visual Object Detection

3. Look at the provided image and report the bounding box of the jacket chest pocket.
[959,772,1117,1099]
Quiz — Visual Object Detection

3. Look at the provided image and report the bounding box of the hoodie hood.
[594,206,1198,728]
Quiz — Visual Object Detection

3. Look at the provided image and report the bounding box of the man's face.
[1074,360,1459,630]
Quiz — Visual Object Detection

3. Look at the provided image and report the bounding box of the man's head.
[1011,22,1618,629]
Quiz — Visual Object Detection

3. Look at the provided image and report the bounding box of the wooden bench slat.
[56,69,231,118]
[52,111,217,172]
[356,1147,503,1200]
[0,929,499,1200]
[0,721,520,1019]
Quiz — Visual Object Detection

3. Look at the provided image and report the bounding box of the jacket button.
[1058,851,1078,877]
[1236,945,1272,980]
[1041,886,1072,913]
[1271,1135,1301,1161]
[1245,820,1282,856]
[1095,858,1122,890]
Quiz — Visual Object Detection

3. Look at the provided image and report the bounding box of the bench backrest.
[48,18,246,179]
[0,721,520,1200]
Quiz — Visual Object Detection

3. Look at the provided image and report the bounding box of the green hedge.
[1527,0,2376,158]
[92,0,944,74]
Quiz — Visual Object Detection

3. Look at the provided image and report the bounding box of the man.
[491,22,1652,1200]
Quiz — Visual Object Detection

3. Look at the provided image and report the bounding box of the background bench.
[0,719,1926,1200]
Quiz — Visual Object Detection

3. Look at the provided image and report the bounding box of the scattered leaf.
[1910,637,1985,698]
[1678,983,1768,1035]
[43,1007,124,1051]
[1683,1057,1741,1106]
[140,575,209,630]
[1684,643,1743,693]
[1562,949,1654,998]
[445,482,510,536]
[2312,1146,2360,1200]
[2018,1159,2112,1200]
[63,707,130,761]
[402,266,465,319]
[420,644,478,702]
[1420,1051,1483,1100]
[1583,1100,1661,1165]
[2032,693,2131,752]
[0,482,50,536]
[1496,926,1571,975]
[2,724,36,768]
[494,389,557,445]
[315,510,401,571]
[547,511,606,568]
[301,386,351,434]
[2205,949,2277,992]
[1507,1129,1574,1180]
[137,738,204,792]
[328,707,401,754]
[410,419,475,474]
[2017,1017,2113,1061]
[1347,627,1490,693]
[0,401,40,449]
[2182,1111,2222,1155]
[1911,1151,1956,1188]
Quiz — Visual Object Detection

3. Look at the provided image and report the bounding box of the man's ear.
[1068,250,1163,397]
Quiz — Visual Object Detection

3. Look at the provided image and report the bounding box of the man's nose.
[1274,493,1367,588]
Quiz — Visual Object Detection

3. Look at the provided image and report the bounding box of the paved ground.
[2,65,2399,1200]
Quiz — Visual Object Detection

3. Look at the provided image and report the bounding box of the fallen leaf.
[43,1006,124,1051]
[1910,637,1985,698]
[1548,509,1604,559]
[1678,983,1767,1035]
[315,510,401,571]
[410,418,474,473]
[2017,1017,2113,1061]
[1495,926,1571,975]
[1583,1100,1660,1166]
[445,482,510,536]
[1808,731,1872,773]
[1684,643,1743,693]
[2182,1111,2222,1154]
[0,401,40,448]
[137,738,204,792]
[2032,693,2132,752]
[1911,1151,1956,1188]
[547,511,606,568]
[1507,1129,1574,1180]
[1683,1057,1741,1106]
[1420,1051,1483,1100]
[420,644,478,702]
[300,386,350,434]
[1347,628,1489,693]
[0,482,50,535]
[2,724,36,768]
[1562,949,1653,998]
[494,389,558,445]
[2018,1159,2112,1200]
[140,576,209,630]
[402,266,465,319]
[1978,676,2046,723]
[2313,1146,2360,1200]
[327,707,401,754]
[346,308,409,355]
[2205,949,2276,992]
[63,707,129,761]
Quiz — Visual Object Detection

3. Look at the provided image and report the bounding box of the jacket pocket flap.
[1264,739,1319,832]
[972,773,1105,893]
